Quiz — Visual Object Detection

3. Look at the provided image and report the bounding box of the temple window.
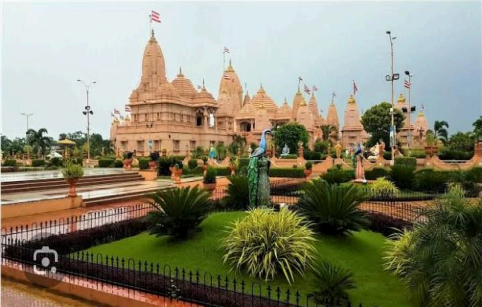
[196,115,203,127]
[137,140,144,152]
[121,141,128,150]
[190,141,196,151]
[240,122,252,132]
[154,140,161,151]
[173,140,180,152]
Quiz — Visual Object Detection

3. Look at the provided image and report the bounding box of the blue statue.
[248,128,272,208]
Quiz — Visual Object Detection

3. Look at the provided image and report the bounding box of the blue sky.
[2,1,481,139]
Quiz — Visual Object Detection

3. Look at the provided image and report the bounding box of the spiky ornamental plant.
[222,208,317,284]
[310,260,357,305]
[222,175,250,210]
[384,184,482,307]
[145,186,212,240]
[297,179,369,235]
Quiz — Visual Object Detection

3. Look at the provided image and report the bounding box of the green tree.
[433,120,449,144]
[384,185,482,306]
[447,132,475,152]
[314,140,330,154]
[273,123,309,155]
[216,143,227,160]
[473,116,482,141]
[320,125,338,144]
[228,135,247,156]
[27,128,51,158]
[361,102,405,147]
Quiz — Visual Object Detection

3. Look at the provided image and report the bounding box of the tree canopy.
[361,102,405,147]
[273,123,309,155]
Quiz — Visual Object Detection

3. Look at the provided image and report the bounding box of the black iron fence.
[3,233,365,307]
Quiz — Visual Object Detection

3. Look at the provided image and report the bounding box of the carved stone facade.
[110,31,429,155]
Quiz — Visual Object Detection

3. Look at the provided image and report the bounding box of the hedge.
[114,160,123,168]
[214,167,231,176]
[188,159,199,170]
[183,166,204,176]
[467,167,482,183]
[394,157,416,167]
[365,167,390,180]
[280,154,298,159]
[139,159,150,170]
[439,148,473,160]
[32,159,45,167]
[98,158,115,168]
[321,167,355,184]
[269,168,305,178]
[2,159,16,167]
[238,158,249,169]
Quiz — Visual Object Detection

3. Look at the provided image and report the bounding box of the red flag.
[304,84,311,94]
[353,81,358,95]
[312,85,318,92]
[224,47,230,53]
[404,79,411,89]
[223,75,230,80]
[114,108,120,115]
[150,10,161,23]
[125,105,131,112]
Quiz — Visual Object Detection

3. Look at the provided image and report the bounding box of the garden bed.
[84,211,416,307]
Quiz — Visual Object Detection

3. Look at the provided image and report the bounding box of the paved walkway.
[1,168,129,183]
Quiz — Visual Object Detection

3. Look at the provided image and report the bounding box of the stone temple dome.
[296,97,314,129]
[217,89,234,117]
[171,67,197,99]
[249,85,278,115]
[275,98,292,120]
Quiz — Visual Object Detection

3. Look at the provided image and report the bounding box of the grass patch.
[85,211,415,306]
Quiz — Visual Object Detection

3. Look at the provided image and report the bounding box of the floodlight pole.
[77,80,96,162]
[387,31,396,163]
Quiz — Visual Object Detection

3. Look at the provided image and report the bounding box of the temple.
[110,30,429,155]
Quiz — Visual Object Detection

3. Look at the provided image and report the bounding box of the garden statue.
[354,143,365,181]
[209,146,216,159]
[368,142,380,161]
[335,141,342,159]
[280,143,290,157]
[378,139,385,158]
[248,128,272,208]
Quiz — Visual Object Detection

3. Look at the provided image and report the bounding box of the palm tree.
[433,120,449,144]
[27,128,51,158]
[384,185,482,306]
[320,125,338,144]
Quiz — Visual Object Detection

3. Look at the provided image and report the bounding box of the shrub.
[203,166,216,184]
[365,167,390,180]
[280,154,298,159]
[149,151,160,161]
[384,186,482,306]
[438,148,473,160]
[297,179,369,235]
[139,159,149,170]
[238,158,249,169]
[214,167,230,176]
[389,165,415,190]
[2,159,16,167]
[114,160,123,168]
[394,157,416,167]
[61,162,84,180]
[238,165,248,175]
[370,177,398,198]
[183,166,204,176]
[32,159,45,167]
[222,175,249,210]
[222,208,316,284]
[467,167,482,183]
[321,167,355,184]
[305,161,313,170]
[158,157,173,176]
[188,159,198,170]
[383,151,392,160]
[98,158,115,168]
[368,213,412,237]
[413,169,448,192]
[269,168,305,178]
[144,186,212,240]
[448,169,476,192]
[310,260,356,305]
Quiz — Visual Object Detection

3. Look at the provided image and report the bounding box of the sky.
[2,1,481,140]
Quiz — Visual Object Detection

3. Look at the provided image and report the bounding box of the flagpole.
[223,51,225,72]
[149,15,152,36]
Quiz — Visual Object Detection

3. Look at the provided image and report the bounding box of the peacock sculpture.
[248,128,272,208]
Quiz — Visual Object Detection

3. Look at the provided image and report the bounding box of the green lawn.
[85,211,416,307]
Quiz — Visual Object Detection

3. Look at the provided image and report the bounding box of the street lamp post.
[385,31,399,164]
[144,100,153,155]
[20,112,34,135]
[77,80,96,162]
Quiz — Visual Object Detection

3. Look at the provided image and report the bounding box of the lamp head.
[386,31,391,35]
[405,70,410,75]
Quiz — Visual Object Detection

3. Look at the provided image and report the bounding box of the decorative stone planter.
[67,178,79,198]
[148,161,157,170]
[203,183,216,191]
[229,164,236,175]
[123,158,133,170]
